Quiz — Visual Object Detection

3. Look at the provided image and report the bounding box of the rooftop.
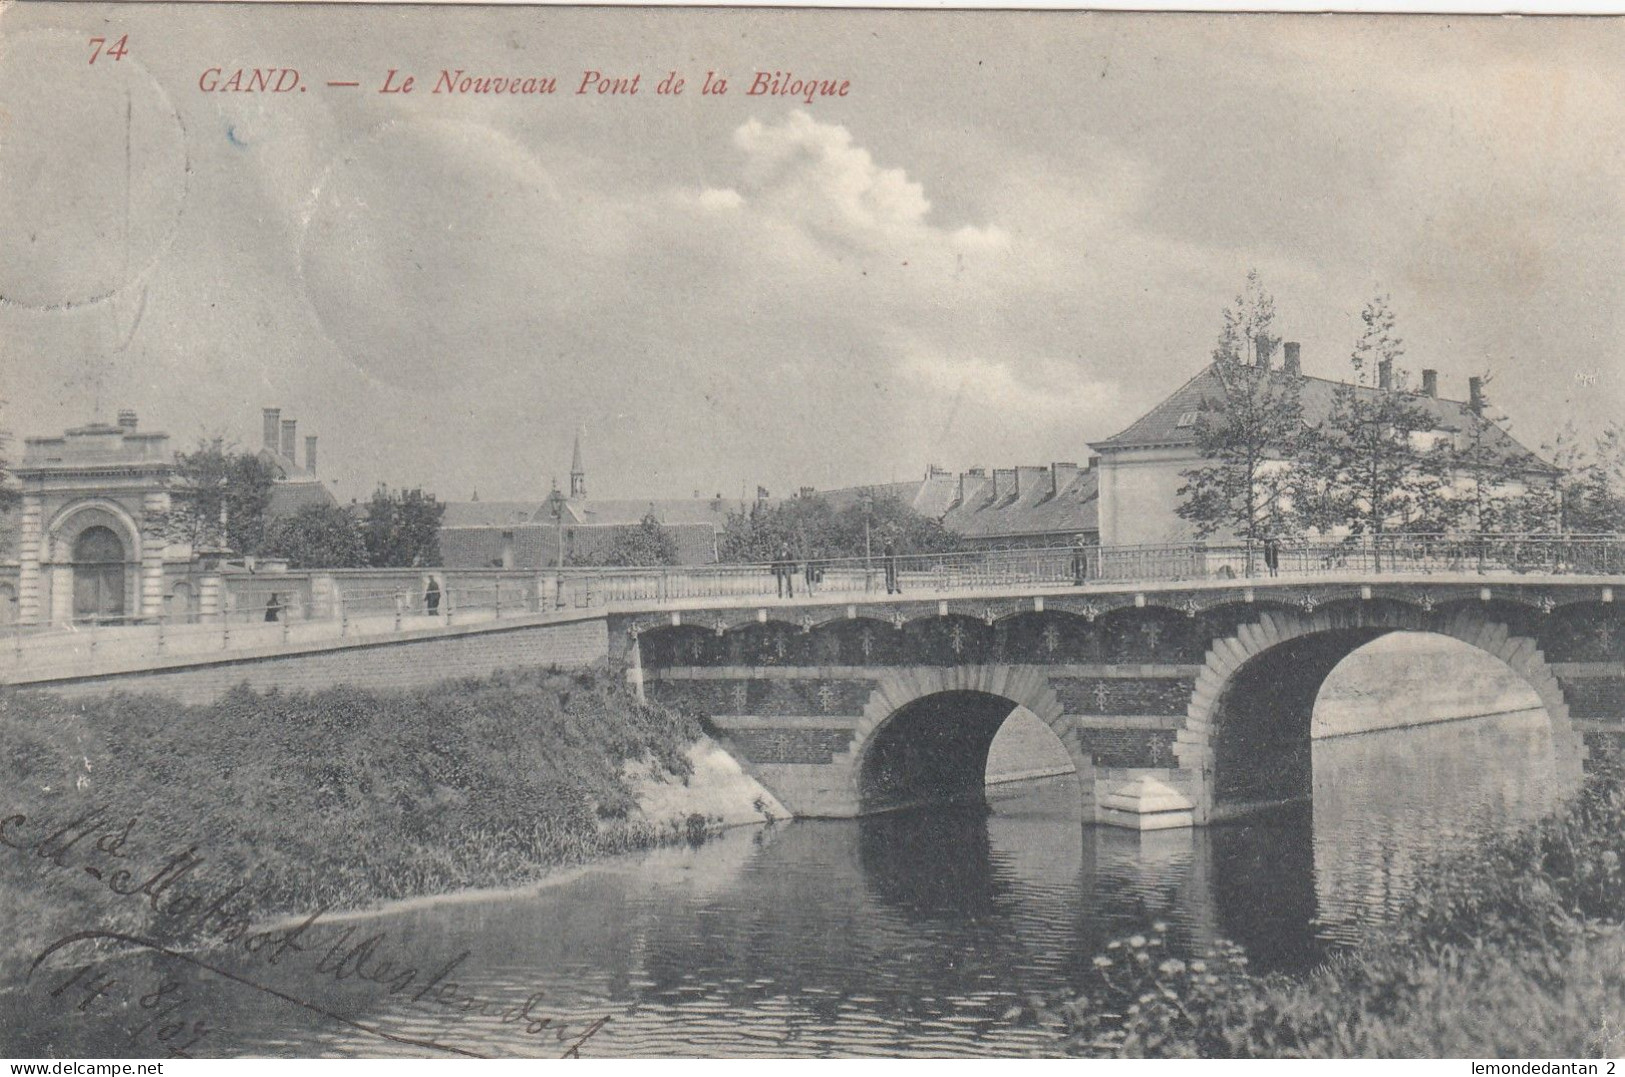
[1091,360,1555,473]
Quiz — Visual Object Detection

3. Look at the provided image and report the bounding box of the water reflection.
[1310,707,1561,945]
[5,711,1575,1058]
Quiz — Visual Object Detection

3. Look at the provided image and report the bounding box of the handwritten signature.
[6,806,612,1058]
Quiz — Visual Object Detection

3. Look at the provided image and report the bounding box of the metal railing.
[3,534,1622,673]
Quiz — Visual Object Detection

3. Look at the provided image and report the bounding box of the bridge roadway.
[5,542,1624,828]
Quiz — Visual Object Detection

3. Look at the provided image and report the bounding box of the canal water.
[5,706,1570,1058]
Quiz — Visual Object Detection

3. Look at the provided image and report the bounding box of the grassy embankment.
[1034,753,1625,1057]
[0,667,730,976]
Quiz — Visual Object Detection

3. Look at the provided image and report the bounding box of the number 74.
[88,35,129,64]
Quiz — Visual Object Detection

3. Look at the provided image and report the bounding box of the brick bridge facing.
[619,580,1618,826]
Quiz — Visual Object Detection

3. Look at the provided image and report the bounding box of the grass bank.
[0,667,736,976]
[1032,757,1625,1057]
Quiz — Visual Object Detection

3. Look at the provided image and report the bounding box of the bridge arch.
[846,665,1094,815]
[1178,598,1586,822]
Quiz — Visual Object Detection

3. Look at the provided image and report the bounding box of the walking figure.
[425,577,441,614]
[775,542,796,599]
[883,538,901,595]
[1263,536,1281,578]
[264,593,283,622]
[1071,533,1091,586]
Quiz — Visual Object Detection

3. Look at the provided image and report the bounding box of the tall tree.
[362,485,445,567]
[1443,371,1558,534]
[262,503,368,568]
[1545,421,1625,533]
[1175,272,1304,573]
[1293,295,1450,567]
[166,438,278,556]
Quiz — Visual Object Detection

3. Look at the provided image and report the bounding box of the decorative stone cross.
[1093,681,1111,712]
[732,682,749,712]
[949,622,967,655]
[818,683,837,713]
[1043,624,1060,654]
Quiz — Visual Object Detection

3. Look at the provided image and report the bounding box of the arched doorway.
[72,526,127,623]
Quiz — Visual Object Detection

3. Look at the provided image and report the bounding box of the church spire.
[569,425,586,500]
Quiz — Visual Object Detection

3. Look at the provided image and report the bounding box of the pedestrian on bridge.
[884,538,901,595]
[1072,533,1091,586]
[775,542,796,599]
[1263,536,1281,578]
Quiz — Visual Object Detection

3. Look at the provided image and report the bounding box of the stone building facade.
[6,411,188,625]
[0,406,336,626]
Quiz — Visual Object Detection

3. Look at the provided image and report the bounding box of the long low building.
[812,462,1099,550]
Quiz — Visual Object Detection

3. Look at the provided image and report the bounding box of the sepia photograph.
[1,2,1623,1061]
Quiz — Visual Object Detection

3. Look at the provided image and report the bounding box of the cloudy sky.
[3,6,1622,503]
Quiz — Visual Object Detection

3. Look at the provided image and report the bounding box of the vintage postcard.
[2,2,1624,1063]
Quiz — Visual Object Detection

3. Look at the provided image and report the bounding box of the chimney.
[1282,342,1301,377]
[305,435,318,474]
[1254,333,1271,368]
[116,409,138,432]
[1051,461,1080,496]
[993,467,1016,502]
[1016,465,1047,499]
[1421,369,1438,397]
[262,407,281,451]
[1469,376,1484,415]
[1378,360,1393,391]
[280,419,297,462]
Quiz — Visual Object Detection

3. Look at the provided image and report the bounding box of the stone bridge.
[616,577,1625,828]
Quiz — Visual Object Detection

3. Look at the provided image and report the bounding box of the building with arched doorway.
[1,407,341,627]
[9,410,184,625]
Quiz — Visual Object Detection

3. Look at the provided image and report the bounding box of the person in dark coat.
[425,577,441,614]
[1263,536,1281,578]
[883,538,901,595]
[1071,533,1091,585]
[775,542,795,598]
[264,593,283,622]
